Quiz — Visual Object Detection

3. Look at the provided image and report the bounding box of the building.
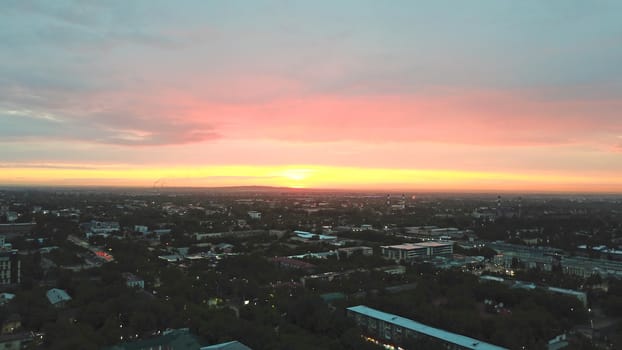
[81,220,120,238]
[4,212,18,223]
[270,257,316,272]
[547,287,588,307]
[1,314,21,335]
[347,305,508,350]
[105,328,204,350]
[487,242,560,272]
[0,293,15,306]
[405,226,470,240]
[561,256,622,279]
[0,250,20,286]
[488,242,622,279]
[152,228,172,236]
[123,273,145,289]
[289,251,337,260]
[375,265,407,275]
[0,223,35,238]
[479,275,505,283]
[215,243,235,253]
[302,270,357,286]
[46,288,71,308]
[337,246,373,257]
[410,241,453,256]
[431,255,484,270]
[201,340,253,350]
[381,242,453,262]
[471,207,497,221]
[512,281,536,290]
[194,230,268,240]
[158,254,184,263]
[547,334,569,350]
[133,225,149,234]
[479,275,588,308]
[0,332,33,350]
[294,230,338,241]
[38,246,60,254]
[247,211,262,220]
[381,243,427,261]
[320,292,347,304]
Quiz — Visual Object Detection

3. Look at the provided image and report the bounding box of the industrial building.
[488,242,561,271]
[561,256,622,279]
[488,242,622,279]
[381,241,453,262]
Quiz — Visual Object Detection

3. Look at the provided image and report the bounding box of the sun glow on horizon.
[280,168,313,181]
[1,164,621,193]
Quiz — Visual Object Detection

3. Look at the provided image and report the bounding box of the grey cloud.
[0,109,220,146]
[101,129,220,146]
[0,163,98,170]
[2,0,191,50]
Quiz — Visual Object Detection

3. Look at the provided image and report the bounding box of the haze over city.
[1,1,622,192]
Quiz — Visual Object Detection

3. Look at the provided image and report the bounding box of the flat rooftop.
[381,243,426,250]
[416,241,453,247]
[348,305,508,350]
[382,242,452,250]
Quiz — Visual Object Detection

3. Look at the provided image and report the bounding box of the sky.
[1,0,622,192]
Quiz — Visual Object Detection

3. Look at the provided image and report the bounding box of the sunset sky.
[1,1,621,192]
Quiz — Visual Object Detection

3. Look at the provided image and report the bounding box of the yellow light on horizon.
[280,168,313,182]
[0,164,621,193]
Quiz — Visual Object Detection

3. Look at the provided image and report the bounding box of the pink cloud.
[169,89,622,147]
[138,88,621,148]
[7,74,621,149]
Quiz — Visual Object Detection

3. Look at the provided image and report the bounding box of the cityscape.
[1,189,621,349]
[2,1,622,349]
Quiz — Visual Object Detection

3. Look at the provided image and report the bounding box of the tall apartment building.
[0,235,20,286]
[0,252,20,286]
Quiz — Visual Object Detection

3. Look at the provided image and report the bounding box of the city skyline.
[2,1,622,192]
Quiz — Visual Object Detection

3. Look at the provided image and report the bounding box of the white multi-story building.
[381,241,453,262]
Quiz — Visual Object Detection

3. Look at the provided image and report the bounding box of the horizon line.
[1,184,621,196]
